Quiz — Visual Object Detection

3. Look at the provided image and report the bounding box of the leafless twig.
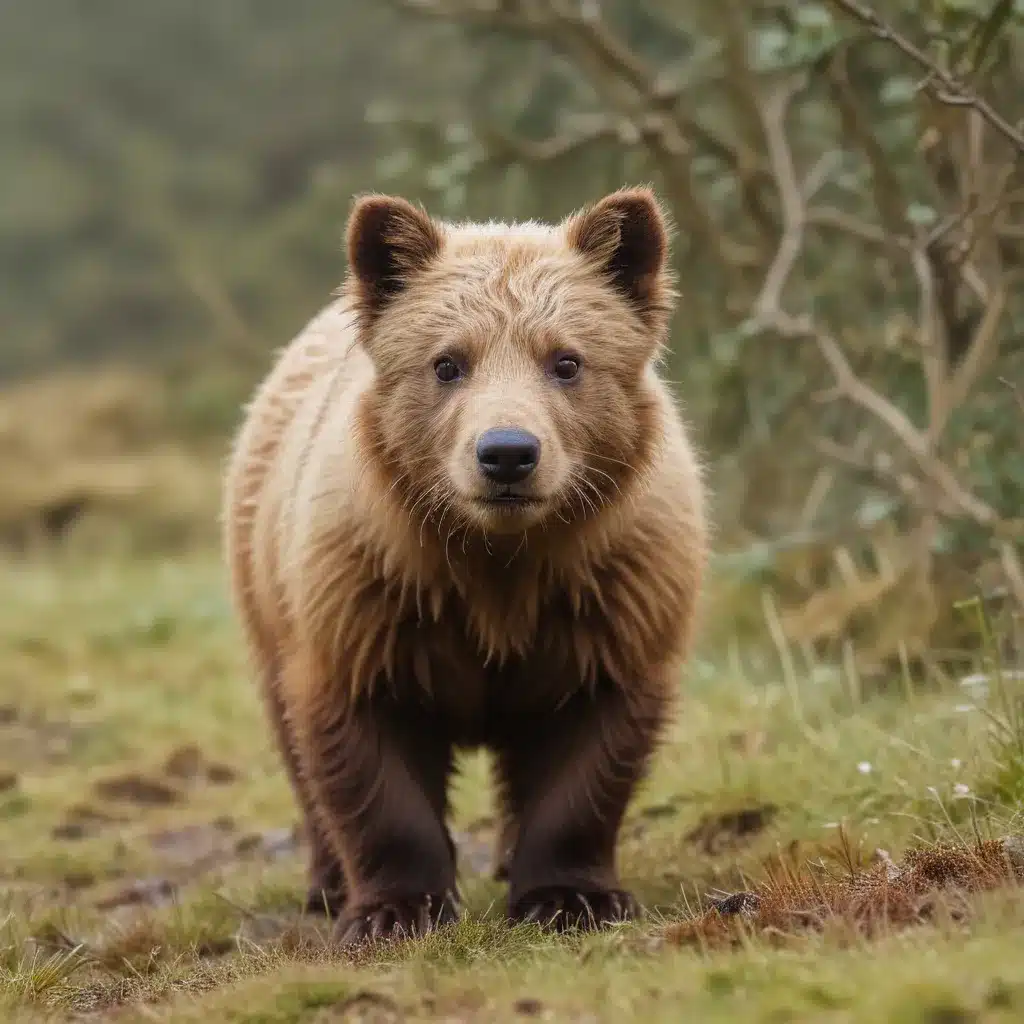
[746,55,1015,556]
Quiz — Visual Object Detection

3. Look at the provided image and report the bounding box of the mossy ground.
[1,552,1022,1022]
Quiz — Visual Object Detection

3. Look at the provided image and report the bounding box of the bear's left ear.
[566,186,674,327]
[345,193,444,318]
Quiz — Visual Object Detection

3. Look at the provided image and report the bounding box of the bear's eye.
[434,356,462,383]
[553,356,581,382]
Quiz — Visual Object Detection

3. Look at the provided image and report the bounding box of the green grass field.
[1,552,1022,1022]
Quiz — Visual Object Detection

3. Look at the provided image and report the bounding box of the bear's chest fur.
[293,524,687,746]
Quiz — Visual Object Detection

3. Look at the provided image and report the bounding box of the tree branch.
[393,0,779,239]
[825,0,1024,153]
[753,309,1001,529]
[752,76,808,319]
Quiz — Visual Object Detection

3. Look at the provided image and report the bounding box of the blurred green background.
[1,0,1021,676]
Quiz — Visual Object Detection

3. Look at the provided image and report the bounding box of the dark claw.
[510,886,638,932]
[333,891,460,946]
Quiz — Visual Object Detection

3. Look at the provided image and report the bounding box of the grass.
[0,367,233,554]
[1,550,1022,1022]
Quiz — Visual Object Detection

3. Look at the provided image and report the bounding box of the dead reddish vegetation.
[666,835,1024,948]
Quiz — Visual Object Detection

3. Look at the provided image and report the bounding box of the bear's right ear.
[345,194,444,318]
[565,186,674,329]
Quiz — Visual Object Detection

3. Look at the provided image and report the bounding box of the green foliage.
[0,0,464,378]
[376,0,1024,666]
[2,0,1022,663]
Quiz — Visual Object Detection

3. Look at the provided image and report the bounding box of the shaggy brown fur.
[222,186,709,943]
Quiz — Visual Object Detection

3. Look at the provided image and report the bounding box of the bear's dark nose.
[476,428,541,484]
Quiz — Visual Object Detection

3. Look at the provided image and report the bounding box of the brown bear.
[222,185,709,943]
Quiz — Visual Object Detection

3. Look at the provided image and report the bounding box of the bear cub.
[223,186,708,943]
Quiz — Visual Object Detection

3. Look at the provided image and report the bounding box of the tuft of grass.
[0,942,91,1008]
[0,368,228,554]
[666,833,1024,949]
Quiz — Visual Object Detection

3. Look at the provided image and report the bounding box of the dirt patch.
[725,728,768,756]
[148,820,236,868]
[234,826,302,860]
[313,992,403,1022]
[686,804,778,855]
[95,877,177,911]
[638,799,683,821]
[0,708,89,766]
[0,770,17,792]
[52,802,129,840]
[513,996,546,1016]
[63,870,97,891]
[163,744,204,779]
[205,762,239,784]
[163,743,240,785]
[666,834,1024,948]
[52,823,89,841]
[94,773,182,806]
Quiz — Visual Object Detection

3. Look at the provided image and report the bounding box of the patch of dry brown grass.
[667,834,1024,949]
[0,368,223,551]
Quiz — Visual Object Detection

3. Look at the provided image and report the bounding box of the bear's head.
[345,186,676,538]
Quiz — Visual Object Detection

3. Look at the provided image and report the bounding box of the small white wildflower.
[857,761,872,774]
[959,672,990,689]
[954,704,975,713]
[951,758,962,770]
[953,783,971,796]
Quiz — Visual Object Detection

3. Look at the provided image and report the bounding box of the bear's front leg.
[290,668,460,945]
[496,676,669,931]
[258,665,348,916]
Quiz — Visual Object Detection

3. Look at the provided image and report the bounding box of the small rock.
[873,848,902,882]
[1002,834,1024,870]
[0,771,17,793]
[710,891,761,918]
